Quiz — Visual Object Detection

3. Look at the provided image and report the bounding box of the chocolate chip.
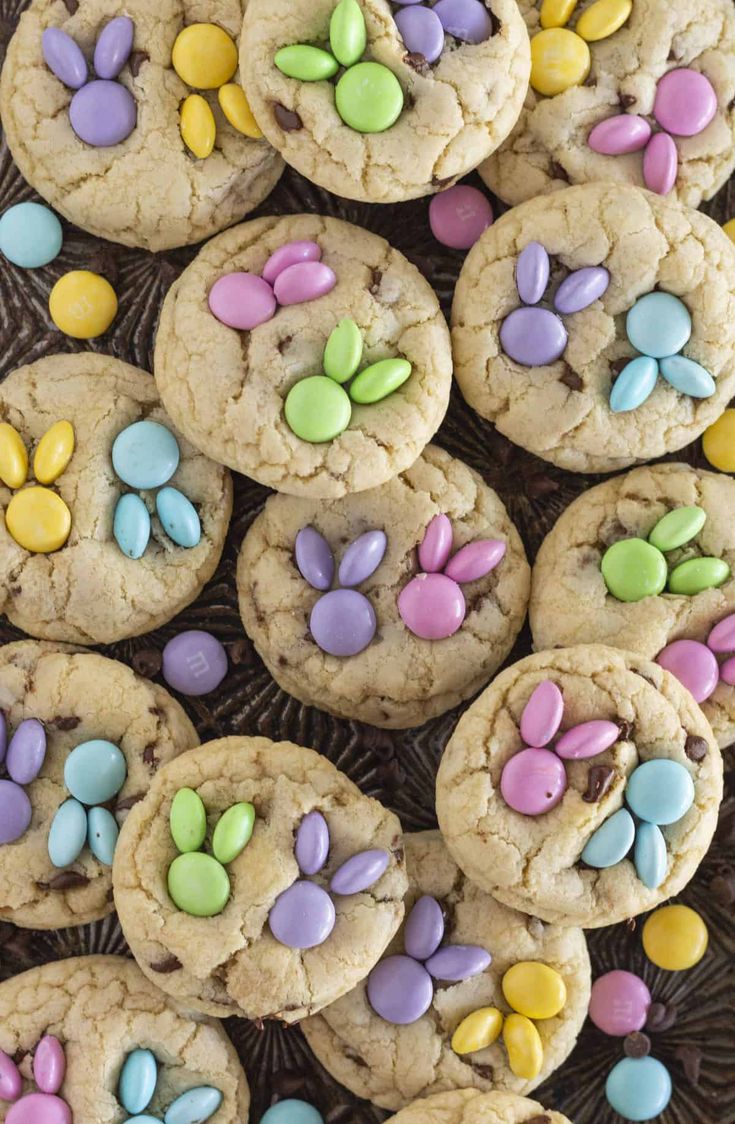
[369,269,383,294]
[36,872,89,891]
[132,648,162,678]
[277,335,293,354]
[619,92,637,109]
[343,1047,368,1069]
[550,161,569,182]
[63,0,79,11]
[617,719,634,742]
[583,765,616,803]
[609,357,630,380]
[50,715,81,731]
[675,1043,703,1085]
[274,103,302,131]
[710,870,735,906]
[149,955,182,973]
[624,1031,651,1058]
[404,51,430,74]
[470,1063,495,1079]
[432,174,455,188]
[143,744,158,767]
[128,50,148,77]
[114,792,144,811]
[685,735,708,762]
[560,367,583,391]
[645,1000,677,1033]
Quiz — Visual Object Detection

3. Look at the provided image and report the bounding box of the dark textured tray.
[0,2,733,1118]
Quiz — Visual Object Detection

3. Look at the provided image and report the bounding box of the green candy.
[167,852,231,917]
[170,788,206,854]
[212,802,255,864]
[285,375,352,442]
[335,62,404,133]
[350,357,412,404]
[601,538,668,602]
[275,45,339,82]
[330,0,367,67]
[648,505,706,552]
[668,557,730,595]
[324,318,363,383]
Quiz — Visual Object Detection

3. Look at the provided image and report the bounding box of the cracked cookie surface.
[480,0,735,211]
[0,0,283,251]
[303,830,589,1111]
[154,214,453,497]
[239,0,530,203]
[531,463,735,749]
[436,645,722,927]
[0,353,232,644]
[385,1088,572,1123]
[237,445,530,728]
[0,955,250,1122]
[112,737,408,1021]
[451,183,735,474]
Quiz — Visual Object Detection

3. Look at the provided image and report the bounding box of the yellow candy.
[502,962,567,1020]
[451,1008,504,1055]
[6,486,72,553]
[530,28,591,96]
[540,0,579,29]
[503,1014,543,1080]
[703,409,735,472]
[576,0,632,42]
[49,271,117,339]
[181,94,216,158]
[0,423,28,489]
[33,421,74,485]
[172,24,238,89]
[642,905,708,971]
[218,83,262,138]
[724,218,735,244]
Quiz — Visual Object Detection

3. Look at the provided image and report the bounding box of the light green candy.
[335,62,404,133]
[274,45,339,82]
[285,375,352,442]
[170,787,207,853]
[601,538,667,602]
[350,357,412,404]
[213,802,255,864]
[330,0,367,67]
[648,506,706,552]
[668,557,730,595]
[324,318,363,384]
[168,852,231,917]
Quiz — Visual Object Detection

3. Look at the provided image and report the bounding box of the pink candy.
[588,114,651,155]
[656,639,719,703]
[0,1050,21,1102]
[588,970,651,1036]
[398,572,465,640]
[418,513,453,572]
[273,261,337,306]
[500,748,567,815]
[706,613,735,652]
[520,680,563,747]
[207,272,276,331]
[262,240,321,284]
[0,1037,70,1124]
[653,68,717,137]
[428,184,493,250]
[6,1094,71,1124]
[555,719,620,760]
[33,1037,65,1096]
[643,132,678,195]
[444,540,506,583]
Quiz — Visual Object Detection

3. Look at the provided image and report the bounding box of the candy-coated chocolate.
[86,805,119,865]
[530,28,590,96]
[634,821,667,889]
[444,539,505,583]
[625,759,694,825]
[309,588,376,655]
[0,780,31,844]
[208,272,276,331]
[580,807,635,867]
[588,113,651,154]
[649,505,706,552]
[212,802,255,864]
[500,306,568,366]
[724,217,735,243]
[418,514,453,573]
[540,0,578,27]
[451,1007,503,1054]
[155,486,201,548]
[172,24,238,88]
[295,811,330,875]
[520,680,564,747]
[433,0,494,43]
[575,0,632,41]
[367,955,434,1024]
[609,355,658,413]
[554,266,609,314]
[502,961,566,1019]
[335,62,404,133]
[653,68,717,137]
[180,94,216,159]
[642,904,708,970]
[275,45,339,82]
[170,787,207,853]
[330,848,389,894]
[113,493,151,559]
[626,291,691,358]
[118,1048,157,1114]
[708,613,735,651]
[163,1086,223,1124]
[720,655,735,684]
[555,719,619,760]
[34,420,74,485]
[0,422,28,488]
[269,880,336,947]
[588,970,651,1036]
[642,131,678,195]
[503,1013,543,1080]
[42,27,87,88]
[5,487,72,553]
[424,944,491,981]
[395,6,445,64]
[605,1056,672,1121]
[47,798,87,867]
[338,530,387,587]
[330,0,367,67]
[398,572,466,640]
[516,242,550,305]
[273,262,337,306]
[49,271,117,338]
[323,318,363,383]
[69,80,137,146]
[668,556,730,595]
[0,713,5,766]
[703,408,735,472]
[6,718,46,785]
[162,630,228,696]
[260,1101,324,1124]
[428,185,493,250]
[168,851,231,916]
[350,358,412,403]
[64,740,126,804]
[218,84,262,138]
[295,527,334,590]
[0,202,62,268]
[659,354,715,398]
[6,1093,71,1124]
[600,538,667,602]
[656,639,718,703]
[262,241,322,285]
[94,16,134,79]
[0,1049,22,1101]
[112,420,179,490]
[404,895,444,960]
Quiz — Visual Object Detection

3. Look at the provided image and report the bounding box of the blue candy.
[163,1086,223,1124]
[86,805,119,865]
[606,1056,672,1121]
[114,493,151,559]
[609,355,659,413]
[659,354,716,398]
[0,202,63,268]
[626,292,692,358]
[260,1101,324,1124]
[580,808,635,868]
[64,739,127,805]
[112,420,180,490]
[119,1048,158,1114]
[625,759,694,825]
[155,487,201,549]
[123,1117,160,1123]
[633,821,667,889]
[48,797,87,867]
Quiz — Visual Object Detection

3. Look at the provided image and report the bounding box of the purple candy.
[367,955,434,1024]
[331,848,389,895]
[394,6,445,64]
[309,588,376,657]
[42,27,87,89]
[93,16,134,79]
[0,712,6,766]
[424,944,491,981]
[555,720,620,760]
[404,895,444,960]
[6,718,47,785]
[418,514,453,573]
[554,266,610,315]
[433,0,494,43]
[516,242,550,305]
[269,880,336,948]
[338,530,387,587]
[262,241,322,285]
[162,630,228,696]
[0,779,31,844]
[295,526,334,591]
[69,80,136,146]
[295,810,330,876]
[500,306,568,367]
[273,262,337,306]
[707,613,735,653]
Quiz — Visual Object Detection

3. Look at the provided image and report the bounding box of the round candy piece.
[588,114,651,155]
[418,514,453,573]
[653,68,717,137]
[530,28,590,96]
[424,944,491,981]
[554,266,609,314]
[47,797,87,867]
[335,62,404,133]
[49,270,117,338]
[656,639,719,703]
[642,904,708,970]
[260,1102,324,1124]
[503,1013,543,1080]
[444,539,505,583]
[42,27,87,88]
[580,807,635,867]
[172,24,238,88]
[263,241,322,285]
[634,820,667,889]
[516,242,550,305]
[395,5,445,64]
[212,802,255,864]
[0,779,31,844]
[429,185,493,250]
[180,94,216,159]
[170,787,207,853]
[163,1086,223,1124]
[5,487,72,554]
[323,318,363,383]
[285,377,352,443]
[113,493,151,560]
[451,1007,503,1055]
[433,0,494,43]
[0,202,62,268]
[86,805,119,865]
[218,84,262,138]
[576,0,632,41]
[609,355,659,414]
[555,720,619,760]
[502,961,566,1019]
[208,272,277,331]
[643,131,678,195]
[668,556,730,595]
[168,851,230,916]
[295,526,334,591]
[349,358,412,404]
[659,354,715,398]
[330,0,368,68]
[500,307,568,366]
[588,970,651,1036]
[649,505,706,552]
[295,810,330,875]
[119,1048,157,1114]
[69,80,137,146]
[94,16,134,79]
[703,408,735,471]
[625,759,694,825]
[274,45,339,82]
[707,612,735,652]
[404,894,444,960]
[6,1093,72,1124]
[64,739,126,804]
[338,530,387,587]
[626,291,691,358]
[605,1056,672,1121]
[34,1036,66,1095]
[331,848,389,894]
[520,679,563,747]
[398,572,466,640]
[6,718,46,785]
[269,880,336,948]
[600,538,667,602]
[162,630,228,696]
[34,420,74,485]
[500,748,567,816]
[367,955,434,1024]
[309,588,376,656]
[156,486,201,548]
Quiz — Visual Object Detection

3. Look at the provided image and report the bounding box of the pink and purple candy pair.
[0,1037,70,1124]
[0,717,47,845]
[393,0,494,65]
[657,612,735,703]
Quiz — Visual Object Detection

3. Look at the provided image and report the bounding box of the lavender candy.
[0,779,31,844]
[295,526,334,591]
[394,6,445,64]
[433,0,494,44]
[295,811,330,876]
[162,630,228,697]
[0,712,6,766]
[500,306,568,366]
[367,955,434,1024]
[69,80,137,146]
[554,266,610,314]
[6,718,47,785]
[516,242,550,305]
[269,880,336,949]
[424,943,492,981]
[93,16,134,79]
[42,27,87,89]
[338,530,387,587]
[331,848,389,894]
[404,895,445,961]
[309,589,376,657]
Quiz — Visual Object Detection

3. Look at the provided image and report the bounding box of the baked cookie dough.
[0,641,197,930]
[436,646,722,928]
[0,0,283,251]
[303,830,590,1110]
[0,955,250,1122]
[0,354,232,644]
[385,1089,572,1123]
[480,0,735,211]
[451,183,735,474]
[531,463,735,749]
[237,445,530,728]
[154,214,453,498]
[240,0,530,203]
[112,737,408,1021]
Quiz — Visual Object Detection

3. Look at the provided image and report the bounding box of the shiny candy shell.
[48,798,87,867]
[600,538,667,602]
[309,588,376,655]
[516,242,550,305]
[6,487,72,554]
[295,526,334,591]
[588,970,651,1036]
[6,718,46,785]
[625,758,694,825]
[86,806,119,865]
[6,1093,71,1124]
[502,961,566,1019]
[667,556,730,595]
[69,80,137,146]
[540,0,578,27]
[588,113,651,154]
[554,266,610,314]
[0,202,63,268]
[269,880,335,948]
[500,306,568,366]
[395,6,445,65]
[338,530,387,587]
[212,802,255,864]
[262,241,322,285]
[180,94,216,159]
[323,318,363,383]
[170,787,207,853]
[605,1057,672,1121]
[330,0,368,67]
[349,358,412,404]
[34,420,74,485]
[626,291,691,358]
[648,505,706,552]
[335,62,404,133]
[0,1051,21,1101]
[503,1013,543,1080]
[707,612,735,652]
[42,27,87,88]
[49,270,117,338]
[428,185,493,250]
[367,955,434,1024]
[295,810,330,875]
[404,894,444,960]
[703,408,735,472]
[520,679,563,747]
[418,514,453,573]
[64,739,126,804]
[155,486,201,548]
[555,720,619,760]
[634,820,667,889]
[444,539,505,583]
[642,131,678,195]
[659,354,716,398]
[274,45,339,82]
[576,0,632,41]
[656,639,719,703]
[642,904,708,970]
[424,944,491,981]
[433,0,494,43]
[119,1048,158,1114]
[330,848,389,894]
[112,420,179,490]
[609,355,659,413]
[113,493,151,560]
[0,422,28,488]
[530,28,590,96]
[218,84,262,138]
[451,1007,503,1055]
[274,262,337,306]
[162,630,228,696]
[260,1102,324,1124]
[168,851,231,916]
[163,1086,223,1124]
[33,1037,65,1096]
[94,16,134,79]
[398,572,466,640]
[0,779,32,844]
[171,24,238,88]
[580,807,635,867]
[208,272,277,331]
[653,68,717,137]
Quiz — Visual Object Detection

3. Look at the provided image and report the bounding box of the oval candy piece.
[503,1013,543,1080]
[295,526,334,591]
[625,759,694,825]
[394,6,445,64]
[404,895,444,961]
[516,242,549,305]
[48,798,87,867]
[367,955,434,1024]
[180,94,216,159]
[269,880,335,948]
[703,407,735,472]
[601,538,667,602]
[451,1007,503,1055]
[0,422,27,488]
[540,0,579,27]
[338,530,387,586]
[69,80,137,146]
[659,354,716,398]
[642,131,678,195]
[555,719,619,760]
[707,613,735,652]
[309,588,375,655]
[634,821,667,889]
[114,493,151,560]
[112,420,179,490]
[609,355,659,413]
[656,639,719,703]
[330,0,367,67]
[323,318,363,384]
[605,1056,672,1121]
[398,572,465,640]
[218,84,262,138]
[502,961,567,1019]
[330,848,389,894]
[172,24,238,88]
[554,266,610,314]
[42,27,87,88]
[274,45,339,82]
[170,787,207,853]
[576,0,632,41]
[433,0,494,43]
[260,1103,324,1124]
[520,679,564,747]
[0,1050,21,1102]
[429,185,493,250]
[349,358,412,404]
[6,487,72,554]
[86,805,119,865]
[65,740,126,804]
[500,306,567,366]
[295,810,330,875]
[444,539,505,583]
[500,748,567,815]
[208,271,276,331]
[212,802,255,864]
[418,514,453,573]
[580,807,635,867]
[424,944,491,981]
[156,486,201,549]
[642,903,708,970]
[262,241,322,285]
[6,718,46,785]
[274,262,337,306]
[33,1036,65,1096]
[649,505,706,552]
[717,655,735,685]
[6,1093,71,1124]
[335,62,404,133]
[118,1048,158,1114]
[0,779,31,844]
[588,114,651,154]
[163,1086,223,1124]
[168,851,230,916]
[668,556,730,595]
[33,420,74,485]
[94,16,135,79]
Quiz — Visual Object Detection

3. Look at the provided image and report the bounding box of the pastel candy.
[0,202,63,268]
[262,241,322,285]
[274,45,339,82]
[208,272,277,331]
[335,62,404,133]
[42,27,87,88]
[424,944,491,981]
[367,955,434,1024]
[501,961,566,1019]
[94,16,134,79]
[295,527,334,591]
[284,376,352,443]
[648,505,706,552]
[330,0,367,67]
[180,95,216,159]
[34,420,74,486]
[0,779,31,844]
[500,747,567,815]
[64,740,126,804]
[500,306,567,366]
[588,970,651,1036]
[398,572,466,639]
[642,903,708,970]
[168,852,230,916]
[170,787,207,853]
[404,894,444,960]
[269,880,335,948]
[260,1102,324,1124]
[330,848,389,894]
[605,1057,672,1121]
[720,655,735,685]
[323,318,363,383]
[433,0,494,43]
[212,802,255,864]
[668,556,730,595]
[588,114,651,154]
[48,798,87,867]
[0,1049,22,1101]
[555,720,619,759]
[625,759,694,825]
[69,80,137,146]
[707,613,735,652]
[642,131,678,195]
[86,806,119,865]
[162,631,228,696]
[539,0,579,26]
[0,713,5,765]
[6,718,46,784]
[428,185,493,250]
[118,1048,157,1114]
[395,6,445,64]
[516,242,550,305]
[309,588,376,656]
[163,1086,223,1124]
[444,540,505,583]
[653,68,717,137]
[418,514,453,573]
[112,420,179,490]
[155,487,201,548]
[626,291,691,358]
[338,530,387,586]
[171,23,237,88]
[601,538,667,602]
[575,0,632,40]
[0,422,28,488]
[520,679,563,746]
[656,639,719,703]
[114,493,151,559]
[634,821,667,889]
[349,358,412,404]
[580,808,635,867]
[554,266,609,314]
[273,262,337,306]
[530,27,590,96]
[503,1014,543,1080]
[659,354,715,398]
[295,810,330,875]
[6,1093,71,1124]
[451,1008,503,1054]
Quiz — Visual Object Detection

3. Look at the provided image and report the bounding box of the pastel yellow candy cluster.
[451,961,567,1080]
[532,0,632,96]
[0,420,75,553]
[703,408,735,472]
[171,24,262,159]
[642,905,708,971]
[49,271,117,339]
